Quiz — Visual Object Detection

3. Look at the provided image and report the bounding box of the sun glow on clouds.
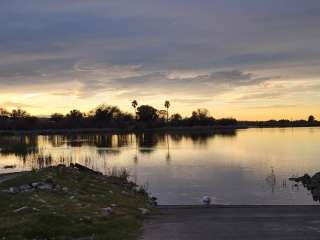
[0,0,320,119]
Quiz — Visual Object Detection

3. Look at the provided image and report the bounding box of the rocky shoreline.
[0,164,156,239]
[289,172,320,201]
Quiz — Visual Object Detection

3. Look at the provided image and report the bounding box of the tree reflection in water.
[0,130,236,170]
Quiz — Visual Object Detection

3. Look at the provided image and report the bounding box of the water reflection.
[0,128,320,205]
[265,168,275,193]
[0,130,236,170]
[0,135,38,158]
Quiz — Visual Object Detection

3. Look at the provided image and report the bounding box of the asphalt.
[141,205,320,240]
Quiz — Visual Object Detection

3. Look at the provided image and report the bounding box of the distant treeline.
[0,101,318,131]
[243,118,320,128]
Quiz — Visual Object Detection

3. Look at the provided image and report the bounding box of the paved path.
[141,205,320,240]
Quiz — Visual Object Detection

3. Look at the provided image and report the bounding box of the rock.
[138,208,150,215]
[311,188,320,200]
[110,204,117,207]
[13,206,32,214]
[101,207,113,216]
[31,182,42,188]
[289,172,320,203]
[201,196,211,205]
[37,183,53,190]
[19,184,32,192]
[121,191,129,196]
[9,187,20,194]
[81,216,92,223]
[289,174,311,186]
[310,173,320,189]
[37,198,47,203]
[62,187,69,192]
[74,163,102,175]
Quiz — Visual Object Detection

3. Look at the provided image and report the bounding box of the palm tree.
[131,100,138,120]
[164,100,170,122]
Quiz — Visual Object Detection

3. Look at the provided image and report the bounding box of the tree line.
[0,100,239,130]
[0,100,317,130]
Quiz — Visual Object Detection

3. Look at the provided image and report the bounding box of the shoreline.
[0,165,155,239]
[0,125,319,135]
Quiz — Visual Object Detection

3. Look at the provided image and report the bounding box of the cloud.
[245,104,297,109]
[171,98,212,104]
[236,82,320,101]
[0,0,320,114]
[1,101,35,108]
[237,92,283,101]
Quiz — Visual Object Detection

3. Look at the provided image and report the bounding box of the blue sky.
[1,0,320,119]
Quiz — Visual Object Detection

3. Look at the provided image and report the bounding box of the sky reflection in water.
[0,128,319,205]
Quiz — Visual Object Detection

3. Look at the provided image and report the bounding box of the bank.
[0,165,156,239]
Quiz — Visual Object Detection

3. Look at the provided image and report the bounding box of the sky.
[0,0,320,120]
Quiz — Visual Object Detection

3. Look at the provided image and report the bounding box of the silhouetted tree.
[170,113,182,126]
[188,108,215,126]
[137,105,158,122]
[308,115,315,122]
[164,100,170,122]
[171,113,182,121]
[131,100,138,120]
[66,109,83,120]
[93,105,121,122]
[10,109,29,119]
[0,108,10,120]
[50,113,64,122]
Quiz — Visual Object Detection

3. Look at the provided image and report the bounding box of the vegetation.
[0,101,318,131]
[0,165,154,239]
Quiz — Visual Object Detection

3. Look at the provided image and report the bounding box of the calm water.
[0,127,319,205]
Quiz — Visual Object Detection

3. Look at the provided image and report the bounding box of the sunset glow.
[1,1,320,120]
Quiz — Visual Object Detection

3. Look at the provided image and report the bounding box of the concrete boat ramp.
[141,205,320,240]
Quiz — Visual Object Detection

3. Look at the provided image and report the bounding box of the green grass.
[0,166,154,240]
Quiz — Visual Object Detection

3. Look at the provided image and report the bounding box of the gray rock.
[121,191,129,196]
[101,207,113,216]
[81,216,92,223]
[19,184,32,192]
[289,174,311,183]
[138,208,150,215]
[9,187,20,194]
[31,182,42,188]
[37,198,47,203]
[37,183,53,190]
[13,206,32,214]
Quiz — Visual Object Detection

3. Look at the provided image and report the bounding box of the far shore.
[0,124,319,135]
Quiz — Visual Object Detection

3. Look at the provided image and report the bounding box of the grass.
[0,165,154,240]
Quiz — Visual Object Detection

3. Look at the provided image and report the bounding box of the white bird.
[201,196,211,205]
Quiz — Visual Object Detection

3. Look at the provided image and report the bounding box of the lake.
[0,127,319,205]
